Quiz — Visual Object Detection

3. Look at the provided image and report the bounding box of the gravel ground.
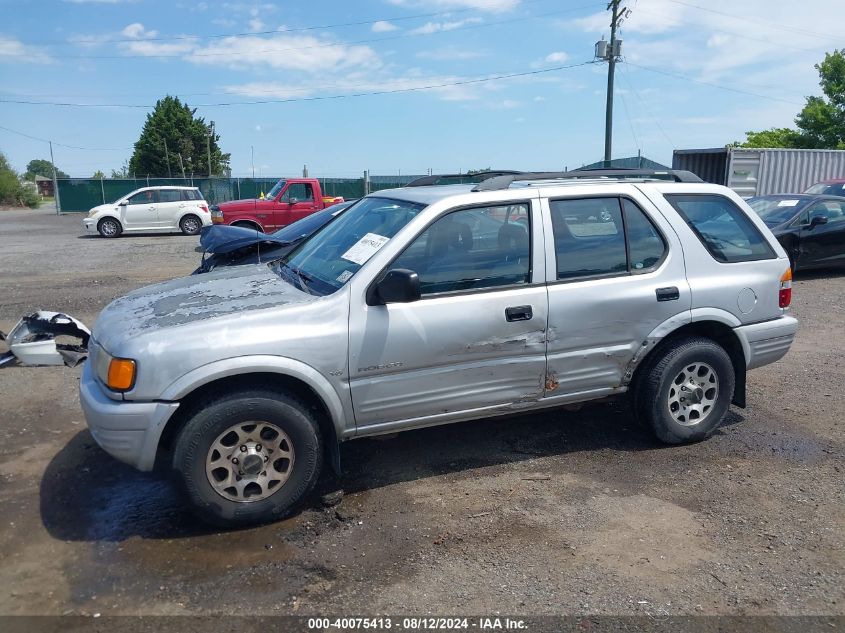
[0,206,842,617]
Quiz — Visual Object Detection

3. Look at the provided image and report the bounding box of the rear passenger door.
[156,188,185,228]
[541,189,691,399]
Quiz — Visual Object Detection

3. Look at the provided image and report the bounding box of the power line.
[6,4,603,60]
[664,0,842,43]
[623,61,804,106]
[0,61,599,109]
[0,124,133,150]
[616,65,674,147]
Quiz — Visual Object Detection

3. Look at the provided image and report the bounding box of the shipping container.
[672,147,845,197]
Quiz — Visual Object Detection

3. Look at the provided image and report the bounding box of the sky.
[0,0,839,178]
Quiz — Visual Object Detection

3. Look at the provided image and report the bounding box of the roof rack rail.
[472,168,702,191]
[405,170,523,187]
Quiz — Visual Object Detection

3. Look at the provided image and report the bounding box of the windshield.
[804,183,827,194]
[274,196,425,296]
[269,203,351,243]
[265,179,286,199]
[747,196,807,226]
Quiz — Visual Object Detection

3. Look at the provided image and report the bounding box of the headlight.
[95,346,136,391]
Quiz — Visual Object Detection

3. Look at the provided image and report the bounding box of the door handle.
[505,305,533,322]
[656,286,680,302]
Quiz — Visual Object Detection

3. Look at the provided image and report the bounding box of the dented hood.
[93,263,315,353]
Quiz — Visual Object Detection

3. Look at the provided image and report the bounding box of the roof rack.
[472,168,703,192]
[405,170,523,187]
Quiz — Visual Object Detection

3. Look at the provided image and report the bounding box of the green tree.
[741,49,845,149]
[111,161,130,178]
[0,151,40,208]
[24,158,68,180]
[128,96,230,177]
[92,169,105,179]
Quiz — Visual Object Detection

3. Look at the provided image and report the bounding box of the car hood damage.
[199,224,292,255]
[0,311,91,367]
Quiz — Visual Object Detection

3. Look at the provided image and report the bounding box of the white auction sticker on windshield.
[777,199,800,207]
[341,233,389,265]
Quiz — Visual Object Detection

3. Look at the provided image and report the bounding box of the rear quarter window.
[664,194,775,263]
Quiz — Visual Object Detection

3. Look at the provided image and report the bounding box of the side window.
[182,189,202,201]
[623,199,666,271]
[550,198,627,279]
[128,190,157,205]
[391,203,531,295]
[158,189,182,203]
[664,194,775,263]
[811,200,845,223]
[283,183,314,202]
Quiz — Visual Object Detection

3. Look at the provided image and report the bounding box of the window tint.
[391,203,531,295]
[182,189,203,201]
[664,194,775,263]
[128,190,157,205]
[283,183,314,201]
[623,199,666,271]
[550,198,627,279]
[158,189,182,203]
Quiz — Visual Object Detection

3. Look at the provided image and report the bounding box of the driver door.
[799,200,845,268]
[275,182,317,229]
[348,200,549,431]
[122,190,159,229]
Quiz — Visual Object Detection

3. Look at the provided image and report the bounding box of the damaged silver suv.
[80,170,798,527]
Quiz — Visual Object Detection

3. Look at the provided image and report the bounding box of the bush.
[0,150,41,208]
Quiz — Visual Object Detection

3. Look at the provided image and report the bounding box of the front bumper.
[734,315,799,370]
[79,362,179,471]
[82,218,97,233]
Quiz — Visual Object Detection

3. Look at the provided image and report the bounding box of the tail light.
[779,268,792,308]
[199,203,209,213]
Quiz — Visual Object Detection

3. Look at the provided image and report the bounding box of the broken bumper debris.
[0,311,91,367]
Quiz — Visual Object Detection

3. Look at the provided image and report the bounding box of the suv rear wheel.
[179,214,202,235]
[172,388,323,527]
[635,337,735,444]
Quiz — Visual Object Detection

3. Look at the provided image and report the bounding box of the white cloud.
[0,36,51,63]
[371,20,399,33]
[387,0,519,11]
[545,51,569,64]
[63,0,138,3]
[187,34,381,72]
[409,17,482,35]
[121,23,156,39]
[248,18,264,31]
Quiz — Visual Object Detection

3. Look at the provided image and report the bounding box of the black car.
[193,201,354,274]
[747,194,845,271]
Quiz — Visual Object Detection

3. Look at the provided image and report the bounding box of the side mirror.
[369,269,420,305]
[810,215,828,227]
[118,200,128,207]
[288,197,298,205]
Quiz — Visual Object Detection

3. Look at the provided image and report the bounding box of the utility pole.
[178,153,186,179]
[163,138,172,178]
[48,140,60,215]
[596,0,625,167]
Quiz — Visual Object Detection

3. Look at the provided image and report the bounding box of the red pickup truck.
[210,178,345,232]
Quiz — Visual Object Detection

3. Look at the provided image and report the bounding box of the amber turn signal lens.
[107,358,136,391]
[779,268,792,309]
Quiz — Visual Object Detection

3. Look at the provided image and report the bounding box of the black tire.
[634,336,735,444]
[172,389,323,527]
[97,217,122,238]
[179,214,202,236]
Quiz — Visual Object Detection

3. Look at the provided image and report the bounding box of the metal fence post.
[364,170,370,196]
[100,175,106,204]
[236,178,241,199]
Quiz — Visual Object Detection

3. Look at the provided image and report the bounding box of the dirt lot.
[0,206,842,617]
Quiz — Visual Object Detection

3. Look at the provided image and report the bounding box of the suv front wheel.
[172,388,323,527]
[635,337,735,444]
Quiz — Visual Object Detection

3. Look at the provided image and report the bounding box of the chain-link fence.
[55,174,427,212]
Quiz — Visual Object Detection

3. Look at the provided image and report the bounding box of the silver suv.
[79,170,798,527]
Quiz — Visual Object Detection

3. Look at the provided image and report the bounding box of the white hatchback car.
[82,186,212,238]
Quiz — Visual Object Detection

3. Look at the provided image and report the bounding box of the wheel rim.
[205,421,295,503]
[667,362,719,426]
[183,217,200,233]
[101,220,118,236]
